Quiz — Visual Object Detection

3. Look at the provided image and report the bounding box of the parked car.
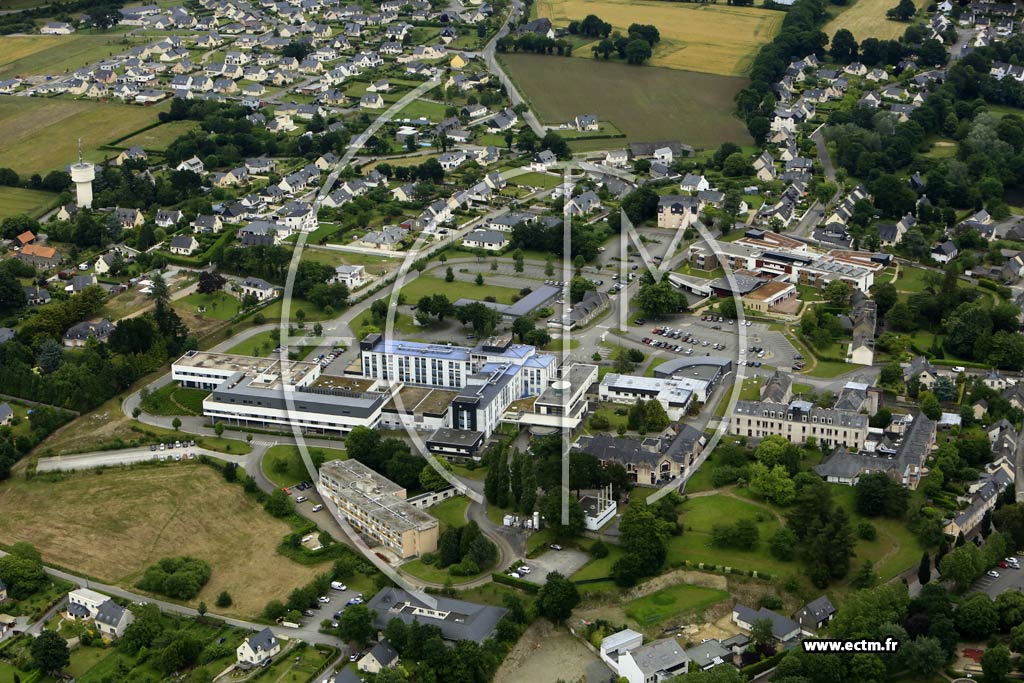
[549,544,563,551]
[295,496,308,503]
[988,570,1001,578]
[318,596,331,603]
[312,504,323,512]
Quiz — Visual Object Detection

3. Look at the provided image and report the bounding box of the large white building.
[599,373,713,419]
[172,351,387,436]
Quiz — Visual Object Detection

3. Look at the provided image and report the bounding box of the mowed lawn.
[500,54,752,148]
[0,185,57,219]
[0,31,136,79]
[624,584,730,626]
[261,444,347,488]
[0,96,167,174]
[823,0,931,41]
[116,120,200,151]
[536,0,782,76]
[399,275,520,304]
[0,465,320,617]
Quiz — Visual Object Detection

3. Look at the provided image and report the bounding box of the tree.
[996,590,1024,631]
[769,527,797,561]
[956,593,999,640]
[197,601,207,617]
[939,543,985,591]
[0,553,47,599]
[624,38,652,64]
[216,591,232,608]
[445,267,454,282]
[338,603,375,646]
[197,271,226,294]
[749,462,796,506]
[851,560,878,589]
[981,644,1012,683]
[635,279,686,318]
[31,631,69,675]
[918,552,931,586]
[264,488,294,517]
[855,472,908,518]
[903,636,946,676]
[536,571,580,623]
[830,28,858,63]
[919,392,942,420]
[824,279,852,309]
[887,0,916,20]
[0,270,26,314]
[751,618,775,656]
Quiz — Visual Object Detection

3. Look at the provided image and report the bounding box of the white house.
[331,264,366,289]
[462,229,507,251]
[236,628,280,666]
[358,640,399,673]
[169,235,199,256]
[239,277,278,301]
[94,600,134,639]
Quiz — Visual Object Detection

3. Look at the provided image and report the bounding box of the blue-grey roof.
[367,587,506,643]
[95,599,128,627]
[246,627,278,654]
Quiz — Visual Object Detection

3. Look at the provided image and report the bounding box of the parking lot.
[304,584,365,628]
[629,317,801,371]
[516,548,590,585]
[971,554,1023,597]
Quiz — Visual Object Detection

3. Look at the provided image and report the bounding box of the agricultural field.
[116,120,200,151]
[0,96,167,174]
[0,185,57,219]
[500,54,752,149]
[0,464,320,617]
[534,0,782,76]
[823,0,931,41]
[0,31,136,80]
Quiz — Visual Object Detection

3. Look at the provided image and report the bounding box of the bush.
[449,559,481,576]
[857,521,877,540]
[589,413,610,430]
[590,540,609,558]
[758,594,783,610]
[135,557,211,600]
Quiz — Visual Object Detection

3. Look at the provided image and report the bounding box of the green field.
[0,31,136,80]
[140,382,207,416]
[500,54,752,149]
[177,291,242,321]
[0,185,57,219]
[429,495,470,528]
[262,444,347,487]
[624,584,730,625]
[0,96,167,174]
[823,0,931,41]
[116,120,200,151]
[668,494,791,575]
[397,98,450,120]
[225,328,317,358]
[509,171,563,188]
[399,275,520,305]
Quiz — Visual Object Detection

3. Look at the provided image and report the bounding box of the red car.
[999,561,1009,568]
[282,487,291,495]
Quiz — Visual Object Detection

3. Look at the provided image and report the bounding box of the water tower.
[69,138,95,208]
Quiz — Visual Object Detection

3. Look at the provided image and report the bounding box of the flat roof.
[174,350,320,387]
[744,280,794,301]
[427,427,484,447]
[320,459,438,534]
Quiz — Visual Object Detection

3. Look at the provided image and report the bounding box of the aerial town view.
[2,0,1024,679]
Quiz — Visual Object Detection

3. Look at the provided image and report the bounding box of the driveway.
[517,548,590,585]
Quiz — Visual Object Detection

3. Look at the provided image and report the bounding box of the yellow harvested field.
[0,96,167,174]
[0,465,319,618]
[823,0,930,41]
[535,0,783,76]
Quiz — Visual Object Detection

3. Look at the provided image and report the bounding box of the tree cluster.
[135,556,212,600]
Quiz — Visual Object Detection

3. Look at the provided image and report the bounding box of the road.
[482,0,545,137]
[0,549,342,648]
[34,444,248,473]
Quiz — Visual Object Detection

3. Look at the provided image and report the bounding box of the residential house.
[63,319,114,347]
[680,173,710,193]
[169,235,199,255]
[793,596,836,634]
[17,244,61,269]
[530,150,557,172]
[239,277,277,302]
[155,209,184,228]
[193,215,223,233]
[358,640,399,673]
[94,600,134,639]
[331,265,366,289]
[733,605,801,643]
[236,628,280,666]
[462,229,507,251]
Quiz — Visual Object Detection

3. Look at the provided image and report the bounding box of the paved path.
[35,445,247,473]
[482,0,545,137]
[0,549,342,648]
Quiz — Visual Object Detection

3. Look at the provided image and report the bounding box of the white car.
[517,566,531,574]
[952,366,966,373]
[312,504,323,512]
[295,496,308,503]
[318,595,331,603]
[988,570,1000,578]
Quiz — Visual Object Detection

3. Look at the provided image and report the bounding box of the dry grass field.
[0,32,135,80]
[0,96,167,174]
[534,0,782,76]
[0,465,319,617]
[823,0,930,41]
[501,54,752,148]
